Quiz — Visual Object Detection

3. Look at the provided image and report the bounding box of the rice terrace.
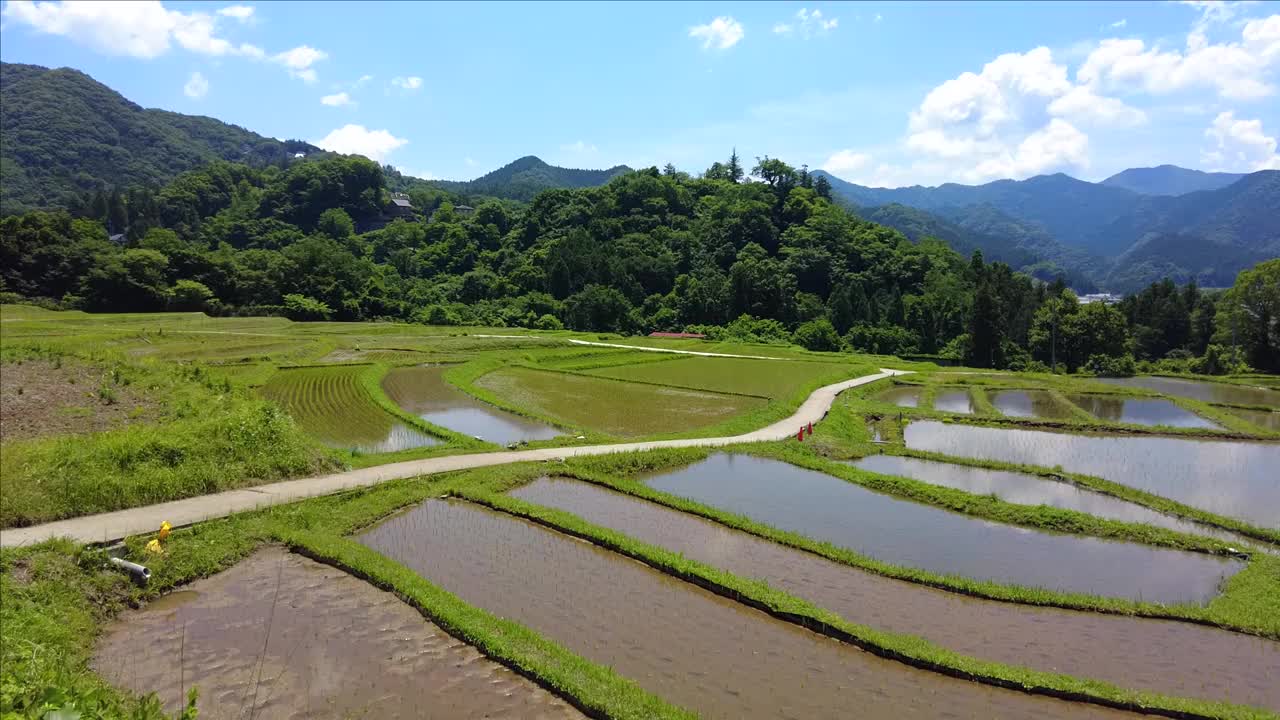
[2,305,1278,719]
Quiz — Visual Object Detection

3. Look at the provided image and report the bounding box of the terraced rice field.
[473,366,766,436]
[259,365,439,453]
[585,355,865,398]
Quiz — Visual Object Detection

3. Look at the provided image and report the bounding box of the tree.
[564,284,633,332]
[814,174,832,201]
[169,279,216,311]
[316,208,355,241]
[727,149,744,183]
[1216,258,1280,372]
[793,317,841,351]
[282,293,332,321]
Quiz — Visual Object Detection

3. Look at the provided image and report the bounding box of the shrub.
[282,293,332,321]
[533,313,564,331]
[1084,353,1137,377]
[792,318,842,352]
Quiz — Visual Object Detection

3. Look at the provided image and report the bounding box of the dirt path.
[0,369,907,547]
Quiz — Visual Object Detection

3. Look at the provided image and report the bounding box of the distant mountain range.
[2,61,1275,293]
[424,155,632,202]
[812,168,1278,292]
[0,62,320,214]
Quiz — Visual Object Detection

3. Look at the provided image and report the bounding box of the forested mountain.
[0,62,320,214]
[814,168,1279,293]
[424,155,632,202]
[1101,165,1246,196]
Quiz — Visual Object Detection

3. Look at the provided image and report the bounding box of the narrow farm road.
[0,369,908,547]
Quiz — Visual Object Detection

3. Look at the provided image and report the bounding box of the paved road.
[0,369,908,547]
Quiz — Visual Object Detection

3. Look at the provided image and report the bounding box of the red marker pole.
[797,428,805,442]
[807,422,813,437]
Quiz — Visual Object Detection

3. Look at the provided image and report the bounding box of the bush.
[1084,353,1137,377]
[168,279,216,312]
[792,318,842,352]
[1193,344,1249,375]
[533,313,564,331]
[844,323,920,355]
[413,304,462,326]
[281,293,332,321]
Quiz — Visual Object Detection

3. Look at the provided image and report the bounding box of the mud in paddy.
[382,364,561,445]
[510,477,1280,711]
[904,420,1280,528]
[641,454,1242,603]
[358,499,1135,719]
[93,548,581,720]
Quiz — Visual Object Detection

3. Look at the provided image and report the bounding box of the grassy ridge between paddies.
[822,384,1280,549]
[0,472,690,720]
[552,447,1280,639]
[0,344,338,528]
[462,466,1277,720]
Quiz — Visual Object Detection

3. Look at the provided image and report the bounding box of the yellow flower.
[145,539,164,555]
[158,521,171,542]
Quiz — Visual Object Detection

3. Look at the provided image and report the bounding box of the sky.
[2,0,1278,187]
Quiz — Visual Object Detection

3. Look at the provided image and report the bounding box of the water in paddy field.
[1229,407,1280,432]
[989,389,1075,419]
[92,548,580,720]
[510,477,1280,711]
[851,455,1257,548]
[876,385,922,407]
[1096,376,1280,408]
[931,388,976,414]
[337,423,441,454]
[1065,394,1220,428]
[358,499,1133,719]
[382,365,561,445]
[904,420,1280,528]
[639,454,1241,604]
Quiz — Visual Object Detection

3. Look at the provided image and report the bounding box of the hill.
[425,155,633,202]
[0,62,320,214]
[1101,165,1246,196]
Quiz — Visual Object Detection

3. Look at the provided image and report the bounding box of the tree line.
[2,151,1276,373]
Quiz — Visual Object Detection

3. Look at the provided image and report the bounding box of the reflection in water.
[641,454,1241,603]
[1229,407,1280,432]
[904,420,1280,528]
[511,477,1280,710]
[359,499,1130,719]
[932,389,976,414]
[852,455,1254,546]
[383,365,560,445]
[990,390,1074,419]
[1097,376,1280,408]
[877,385,922,408]
[1066,394,1219,429]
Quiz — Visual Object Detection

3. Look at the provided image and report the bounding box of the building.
[387,194,416,220]
[1077,293,1122,305]
[454,205,475,217]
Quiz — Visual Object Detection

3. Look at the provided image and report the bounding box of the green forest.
[2,151,1277,373]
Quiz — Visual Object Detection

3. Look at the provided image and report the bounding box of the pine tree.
[727,148,744,184]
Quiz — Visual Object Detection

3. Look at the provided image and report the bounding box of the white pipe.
[109,556,151,584]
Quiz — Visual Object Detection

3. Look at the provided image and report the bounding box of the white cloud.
[821,149,870,174]
[560,140,598,154]
[1048,86,1147,125]
[2,0,262,59]
[1109,19,1127,29]
[973,118,1090,179]
[313,124,408,162]
[874,13,883,23]
[183,70,208,99]
[391,75,423,90]
[1202,110,1280,170]
[272,45,327,83]
[356,74,373,86]
[1077,13,1280,100]
[689,16,744,50]
[320,91,353,107]
[465,157,477,166]
[773,8,837,38]
[217,5,253,22]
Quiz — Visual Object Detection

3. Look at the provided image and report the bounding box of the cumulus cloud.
[320,91,353,107]
[272,45,327,83]
[183,70,208,99]
[390,76,423,91]
[1077,13,1280,100]
[689,16,744,50]
[2,0,264,59]
[314,124,408,162]
[217,4,253,22]
[1202,110,1280,170]
[821,150,870,175]
[773,8,837,38]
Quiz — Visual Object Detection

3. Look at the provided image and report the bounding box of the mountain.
[1101,165,1246,196]
[425,155,633,202]
[0,62,320,214]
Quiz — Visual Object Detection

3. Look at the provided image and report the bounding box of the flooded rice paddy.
[989,390,1075,419]
[382,365,561,445]
[1066,394,1219,428]
[93,548,581,720]
[260,366,441,453]
[1229,407,1280,432]
[474,366,765,437]
[640,454,1241,603]
[511,477,1280,710]
[876,385,922,408]
[904,421,1280,528]
[932,388,976,414]
[358,499,1135,719]
[851,455,1253,546]
[1096,376,1280,408]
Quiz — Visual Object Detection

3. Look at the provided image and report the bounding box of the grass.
[473,365,767,437]
[583,355,859,399]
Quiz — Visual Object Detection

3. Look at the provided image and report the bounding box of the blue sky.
[2,1,1278,186]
